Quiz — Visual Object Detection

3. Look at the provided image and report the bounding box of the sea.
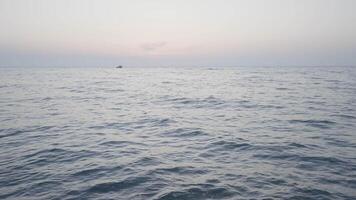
[0,66,355,199]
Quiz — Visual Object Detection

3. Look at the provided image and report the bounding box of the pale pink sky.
[1,0,355,66]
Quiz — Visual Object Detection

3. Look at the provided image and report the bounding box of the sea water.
[0,66,355,199]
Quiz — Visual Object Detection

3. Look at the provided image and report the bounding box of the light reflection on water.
[0,66,356,199]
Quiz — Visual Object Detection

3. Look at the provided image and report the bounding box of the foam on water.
[0,66,356,199]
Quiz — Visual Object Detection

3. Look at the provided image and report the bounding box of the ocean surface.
[0,66,356,200]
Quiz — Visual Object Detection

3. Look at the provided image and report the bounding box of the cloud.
[141,42,167,51]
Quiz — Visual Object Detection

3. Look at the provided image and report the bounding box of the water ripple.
[1,66,355,199]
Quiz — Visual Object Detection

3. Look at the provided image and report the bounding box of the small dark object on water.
[116,65,123,69]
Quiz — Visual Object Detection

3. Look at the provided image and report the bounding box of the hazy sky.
[1,0,355,66]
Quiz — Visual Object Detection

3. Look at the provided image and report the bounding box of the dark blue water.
[0,66,356,199]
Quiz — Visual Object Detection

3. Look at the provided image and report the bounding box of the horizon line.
[1,65,356,68]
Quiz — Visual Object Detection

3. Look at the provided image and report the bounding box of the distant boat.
[116,65,123,68]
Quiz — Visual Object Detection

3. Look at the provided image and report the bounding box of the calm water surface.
[0,66,356,199]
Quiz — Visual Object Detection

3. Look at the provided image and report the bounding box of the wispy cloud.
[141,42,167,51]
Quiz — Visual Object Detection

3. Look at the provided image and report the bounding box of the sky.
[0,0,355,67]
